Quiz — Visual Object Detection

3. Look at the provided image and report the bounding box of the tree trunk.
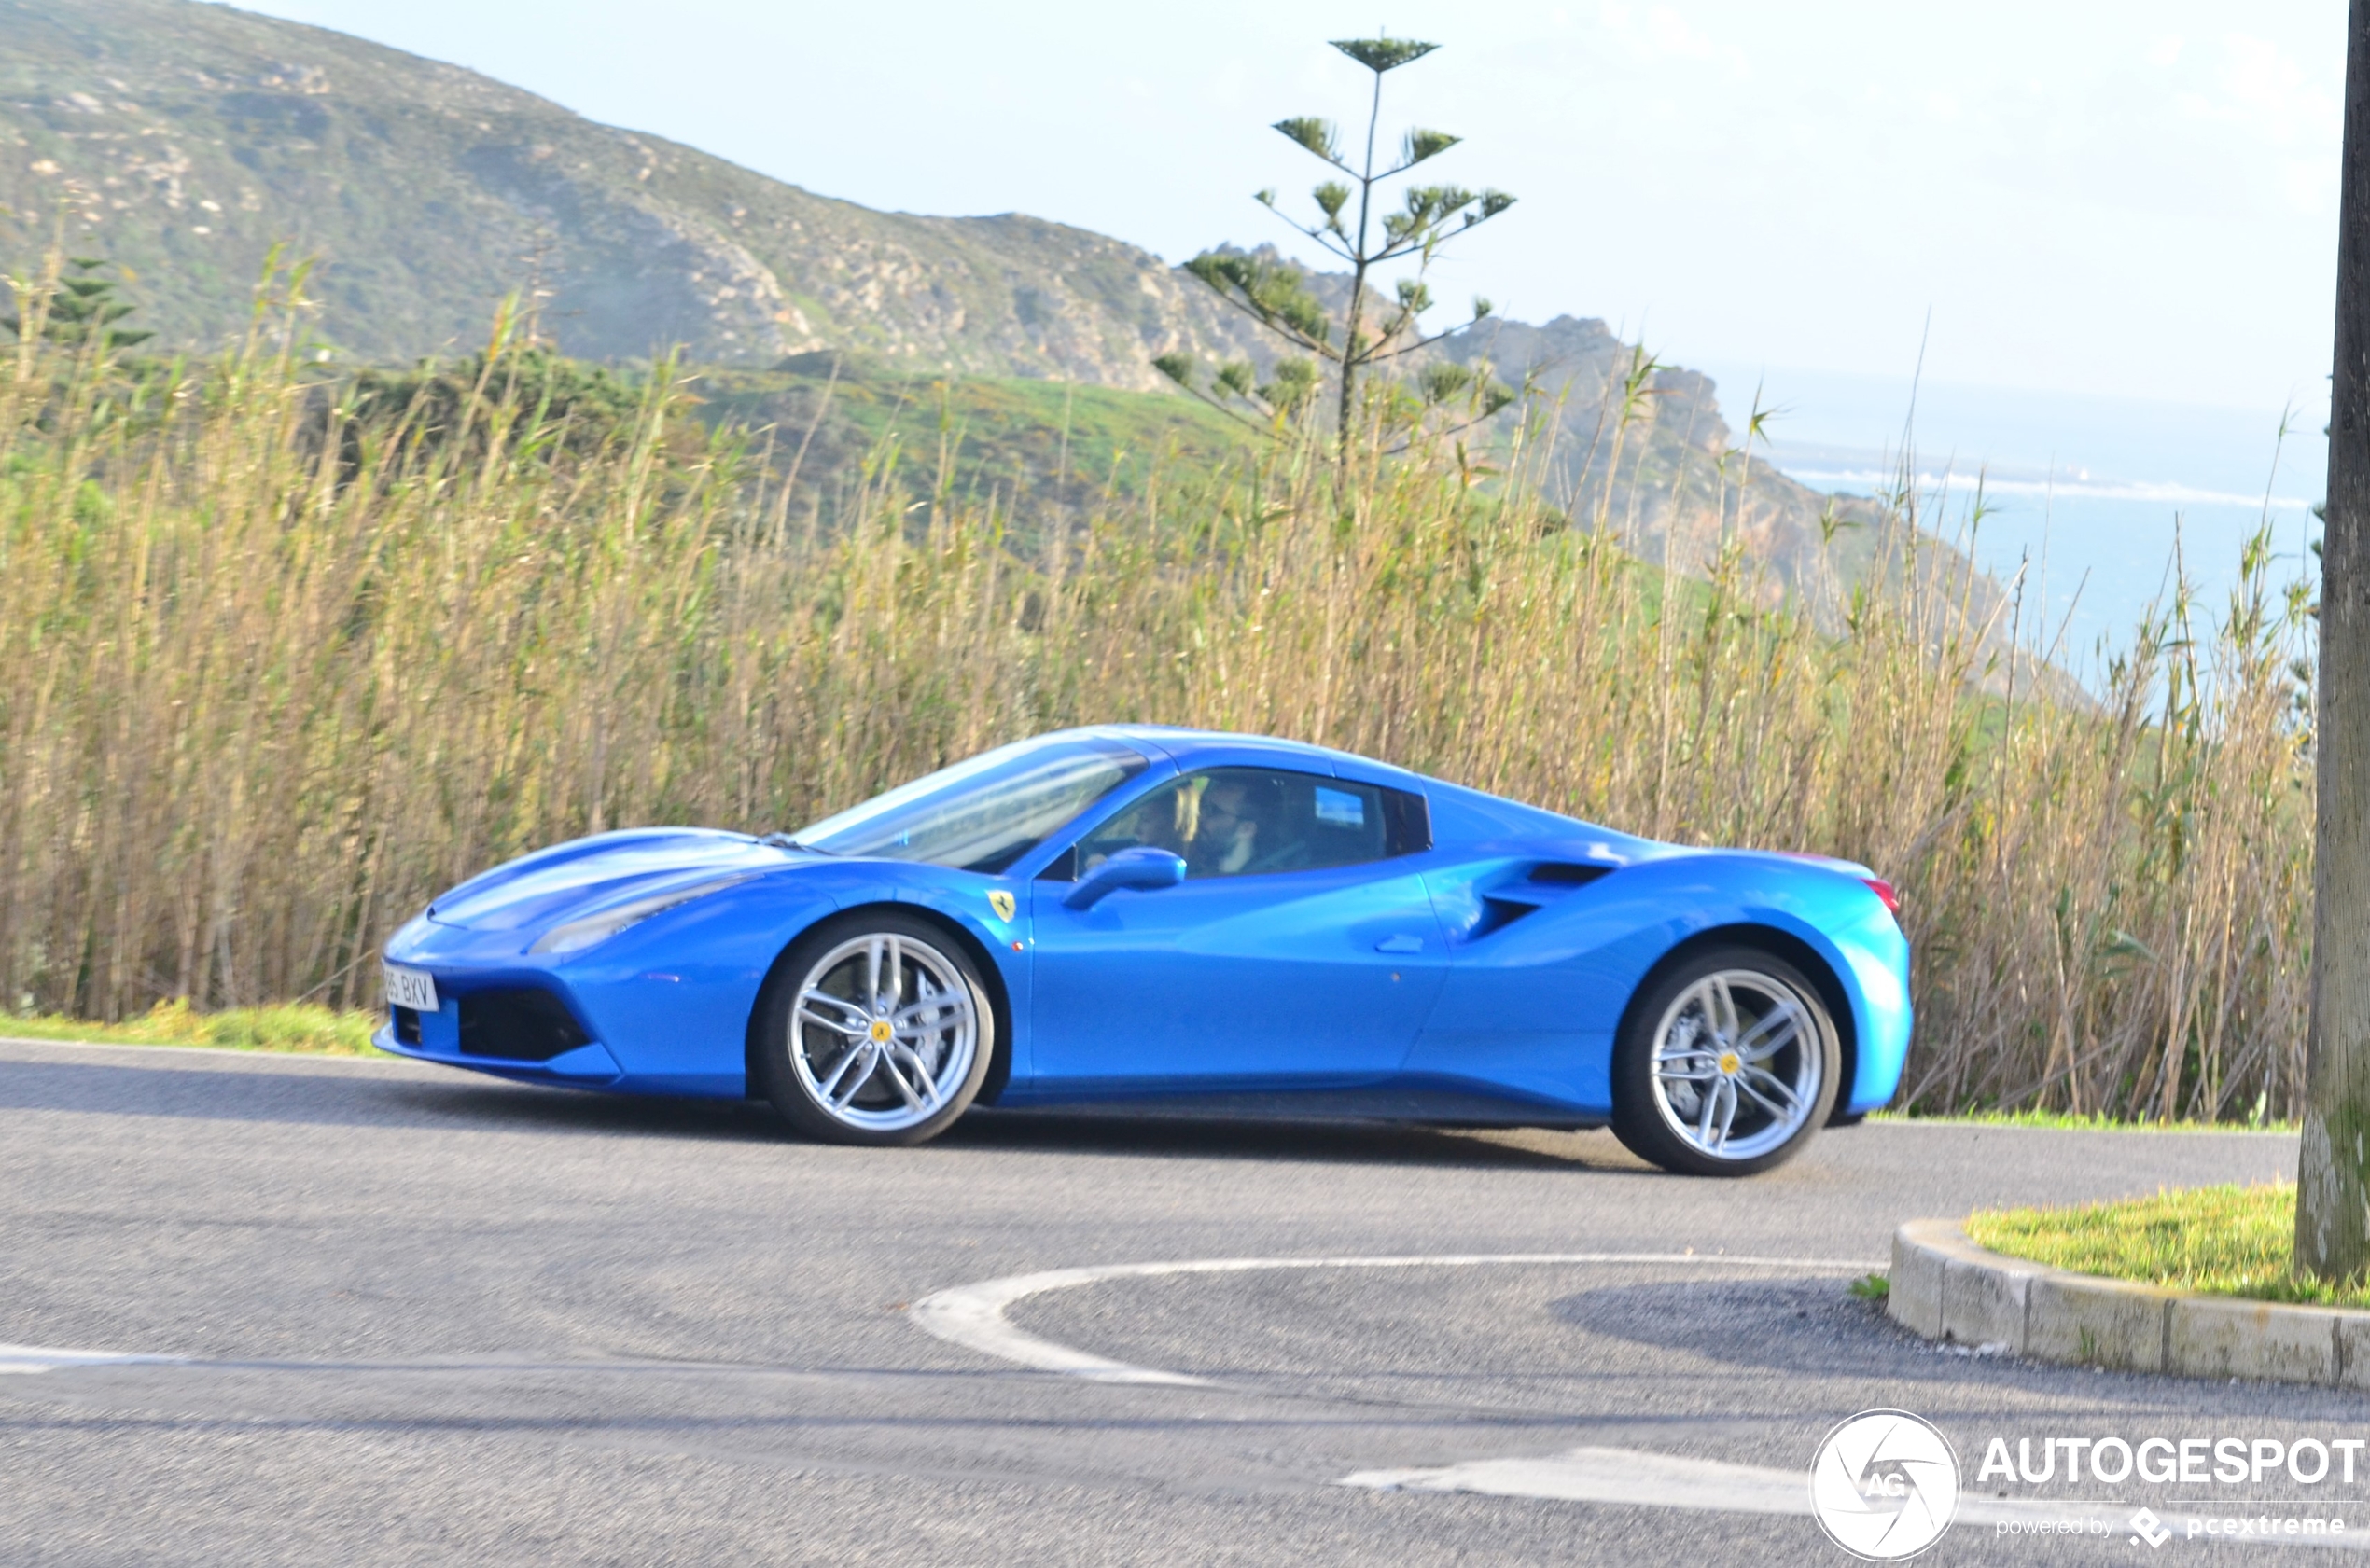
[1336,257,1366,474]
[2299,0,2370,1281]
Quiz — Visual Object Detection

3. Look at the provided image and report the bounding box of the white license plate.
[383,964,439,1011]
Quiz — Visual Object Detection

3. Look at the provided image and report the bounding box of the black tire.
[1610,945,1841,1177]
[754,910,995,1147]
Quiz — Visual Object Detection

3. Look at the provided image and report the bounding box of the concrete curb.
[1888,1218,2370,1387]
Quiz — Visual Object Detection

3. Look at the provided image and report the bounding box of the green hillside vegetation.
[693,356,1259,517]
[323,343,1262,533]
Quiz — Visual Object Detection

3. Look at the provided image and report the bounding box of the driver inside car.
[1077,770,1297,879]
[1185,774,1280,877]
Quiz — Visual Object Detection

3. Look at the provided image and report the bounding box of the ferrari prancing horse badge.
[988,890,1016,922]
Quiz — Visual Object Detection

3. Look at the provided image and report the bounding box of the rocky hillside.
[0,0,1268,381]
[1426,314,1896,610]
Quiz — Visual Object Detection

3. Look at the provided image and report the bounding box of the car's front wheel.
[1610,947,1840,1176]
[756,912,994,1146]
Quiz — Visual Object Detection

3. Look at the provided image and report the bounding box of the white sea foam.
[1783,468,2313,510]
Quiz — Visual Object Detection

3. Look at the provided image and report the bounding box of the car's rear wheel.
[1610,947,1839,1177]
[756,912,993,1146]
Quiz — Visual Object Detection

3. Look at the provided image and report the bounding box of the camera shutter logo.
[1809,1409,1959,1560]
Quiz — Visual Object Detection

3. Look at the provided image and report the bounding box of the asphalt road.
[0,1035,2346,1565]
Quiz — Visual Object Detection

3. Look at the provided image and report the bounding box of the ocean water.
[1694,363,2326,683]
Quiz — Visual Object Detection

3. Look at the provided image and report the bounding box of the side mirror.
[1063,846,1188,910]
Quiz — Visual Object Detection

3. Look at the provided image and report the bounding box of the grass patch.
[0,999,381,1057]
[1967,1183,2370,1309]
[1872,1109,2299,1133]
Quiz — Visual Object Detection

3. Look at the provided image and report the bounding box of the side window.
[1062,768,1428,881]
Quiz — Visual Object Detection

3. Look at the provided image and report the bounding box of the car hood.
[426,828,798,933]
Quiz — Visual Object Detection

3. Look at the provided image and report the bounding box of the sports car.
[375,726,1910,1175]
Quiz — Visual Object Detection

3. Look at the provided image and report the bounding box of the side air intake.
[457,988,592,1062]
[1529,862,1615,887]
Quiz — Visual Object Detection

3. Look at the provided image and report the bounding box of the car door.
[1025,766,1445,1094]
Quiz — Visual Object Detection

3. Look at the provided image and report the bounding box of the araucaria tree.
[4,256,151,356]
[1169,35,1513,463]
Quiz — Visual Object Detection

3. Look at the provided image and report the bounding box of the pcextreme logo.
[1811,1409,1960,1561]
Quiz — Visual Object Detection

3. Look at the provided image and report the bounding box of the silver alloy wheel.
[1647,967,1823,1162]
[787,931,979,1133]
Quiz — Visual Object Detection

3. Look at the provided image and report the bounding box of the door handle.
[1374,934,1425,953]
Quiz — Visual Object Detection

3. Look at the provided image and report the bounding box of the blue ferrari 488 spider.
[377,726,1909,1175]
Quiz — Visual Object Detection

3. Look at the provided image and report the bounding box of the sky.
[234,0,2344,415]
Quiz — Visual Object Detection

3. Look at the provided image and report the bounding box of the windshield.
[791,736,1150,874]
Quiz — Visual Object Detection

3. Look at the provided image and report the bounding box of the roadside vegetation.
[0,247,2319,1120]
[1,999,376,1056]
[1869,1108,2300,1133]
[1968,1184,2370,1308]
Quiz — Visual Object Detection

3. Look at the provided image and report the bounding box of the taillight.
[1862,878,1901,919]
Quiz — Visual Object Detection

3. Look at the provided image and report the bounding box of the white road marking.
[1347,1444,1815,1513]
[907,1251,1881,1387]
[0,1343,180,1375]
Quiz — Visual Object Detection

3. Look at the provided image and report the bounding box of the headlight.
[529,875,750,955]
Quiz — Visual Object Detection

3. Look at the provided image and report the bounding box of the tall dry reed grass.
[0,271,2317,1119]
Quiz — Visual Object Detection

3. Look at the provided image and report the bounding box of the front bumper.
[371,999,623,1087]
